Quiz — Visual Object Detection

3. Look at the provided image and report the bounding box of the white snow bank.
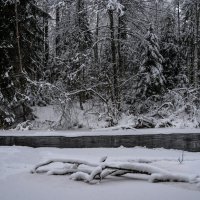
[0,146,200,200]
[1,128,200,137]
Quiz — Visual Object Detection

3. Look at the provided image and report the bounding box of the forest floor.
[28,105,200,130]
[0,146,200,200]
[2,103,200,136]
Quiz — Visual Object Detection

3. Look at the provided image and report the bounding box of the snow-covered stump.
[31,157,200,185]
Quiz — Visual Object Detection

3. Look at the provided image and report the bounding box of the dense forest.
[0,0,200,129]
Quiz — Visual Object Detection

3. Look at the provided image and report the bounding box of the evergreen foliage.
[0,0,48,128]
[136,26,165,98]
[160,10,179,89]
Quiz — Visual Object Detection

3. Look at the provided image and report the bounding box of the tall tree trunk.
[117,9,127,76]
[77,0,84,110]
[15,0,23,73]
[43,1,49,73]
[194,0,199,87]
[155,0,158,34]
[15,0,27,121]
[117,15,122,75]
[108,9,119,110]
[44,17,49,70]
[56,6,60,57]
[94,9,99,63]
[177,0,181,73]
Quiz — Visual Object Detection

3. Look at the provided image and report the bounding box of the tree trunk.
[15,0,23,73]
[155,0,158,34]
[44,18,49,68]
[77,0,85,110]
[108,9,119,110]
[177,0,181,76]
[194,1,199,87]
[44,10,49,72]
[117,10,127,76]
[15,0,27,121]
[94,10,99,63]
[56,6,60,57]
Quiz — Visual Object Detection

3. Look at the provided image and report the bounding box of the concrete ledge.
[0,133,200,152]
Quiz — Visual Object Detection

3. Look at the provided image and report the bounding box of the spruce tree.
[182,0,200,86]
[160,10,179,89]
[136,25,165,98]
[0,0,48,128]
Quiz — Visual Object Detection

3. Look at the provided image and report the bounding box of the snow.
[31,105,109,130]
[1,128,200,137]
[107,0,124,16]
[4,104,200,133]
[0,146,200,200]
[13,104,200,130]
[33,106,60,122]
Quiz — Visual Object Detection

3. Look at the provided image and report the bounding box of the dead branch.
[31,158,200,185]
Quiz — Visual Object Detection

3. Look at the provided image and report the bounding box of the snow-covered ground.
[1,106,200,199]
[31,105,200,131]
[0,146,200,200]
[1,128,200,137]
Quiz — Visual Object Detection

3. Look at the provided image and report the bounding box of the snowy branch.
[31,157,200,185]
[107,0,124,16]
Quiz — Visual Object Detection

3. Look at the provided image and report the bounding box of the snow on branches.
[107,0,124,16]
[31,157,200,185]
[2,0,15,5]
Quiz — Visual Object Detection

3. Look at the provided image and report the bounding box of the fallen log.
[31,157,200,185]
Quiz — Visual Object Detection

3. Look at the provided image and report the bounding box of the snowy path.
[0,146,200,200]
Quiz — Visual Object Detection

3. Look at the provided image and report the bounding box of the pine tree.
[136,25,165,98]
[0,1,19,127]
[182,0,200,86]
[160,9,179,89]
[0,0,49,128]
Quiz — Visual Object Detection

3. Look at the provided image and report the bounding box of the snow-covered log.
[31,158,200,185]
[31,158,98,174]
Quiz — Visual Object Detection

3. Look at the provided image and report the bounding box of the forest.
[0,0,200,130]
